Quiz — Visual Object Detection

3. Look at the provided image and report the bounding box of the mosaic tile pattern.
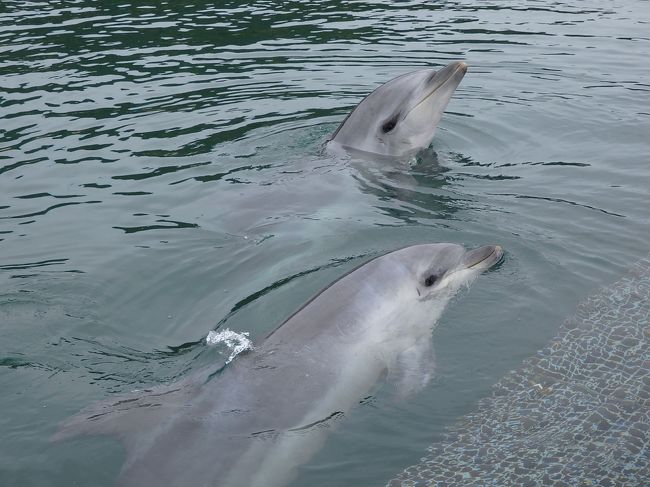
[388,255,650,487]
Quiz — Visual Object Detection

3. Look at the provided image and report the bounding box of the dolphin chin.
[54,242,501,487]
[327,61,468,157]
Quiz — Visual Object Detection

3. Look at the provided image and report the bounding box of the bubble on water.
[205,328,254,364]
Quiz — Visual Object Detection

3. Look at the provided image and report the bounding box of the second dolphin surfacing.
[54,243,503,487]
[327,61,468,157]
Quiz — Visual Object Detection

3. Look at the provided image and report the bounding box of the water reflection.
[347,150,460,225]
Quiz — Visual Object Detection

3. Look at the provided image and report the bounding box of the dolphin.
[54,242,502,487]
[327,61,468,157]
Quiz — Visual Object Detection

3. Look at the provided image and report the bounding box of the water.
[1,1,648,485]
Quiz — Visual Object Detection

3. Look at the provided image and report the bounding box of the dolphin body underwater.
[388,253,650,486]
[55,243,502,487]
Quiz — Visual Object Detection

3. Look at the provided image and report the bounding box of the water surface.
[1,1,649,485]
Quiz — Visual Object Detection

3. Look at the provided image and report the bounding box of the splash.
[205,328,254,364]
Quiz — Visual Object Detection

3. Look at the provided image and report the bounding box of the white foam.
[205,328,254,364]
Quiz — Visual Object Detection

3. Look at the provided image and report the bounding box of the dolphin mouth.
[463,245,504,270]
[407,61,468,116]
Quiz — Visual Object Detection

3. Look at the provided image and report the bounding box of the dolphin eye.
[381,115,399,133]
[424,274,438,287]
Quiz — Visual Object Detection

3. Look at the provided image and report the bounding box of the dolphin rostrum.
[54,242,502,487]
[327,61,468,157]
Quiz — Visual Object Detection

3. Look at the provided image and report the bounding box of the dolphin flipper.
[389,337,436,397]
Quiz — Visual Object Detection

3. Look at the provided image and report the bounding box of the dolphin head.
[384,243,503,300]
[327,61,468,157]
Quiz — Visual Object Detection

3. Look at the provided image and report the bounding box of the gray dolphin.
[54,243,502,487]
[388,252,650,486]
[327,61,468,157]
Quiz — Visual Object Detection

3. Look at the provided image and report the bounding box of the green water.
[1,1,648,486]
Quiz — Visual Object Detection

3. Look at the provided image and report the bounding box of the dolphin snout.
[433,60,468,81]
[423,61,468,96]
[463,245,503,270]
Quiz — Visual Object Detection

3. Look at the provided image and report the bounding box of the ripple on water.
[1,1,649,486]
